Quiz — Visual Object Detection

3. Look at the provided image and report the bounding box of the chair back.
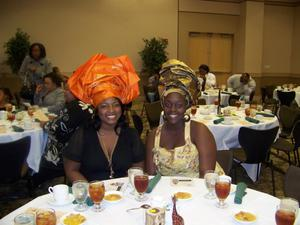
[216,150,233,175]
[279,106,300,136]
[0,136,31,182]
[277,90,296,106]
[143,85,159,103]
[292,121,300,149]
[145,101,163,129]
[284,165,300,202]
[238,126,279,164]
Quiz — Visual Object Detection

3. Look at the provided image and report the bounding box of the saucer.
[47,194,74,206]
[221,121,234,125]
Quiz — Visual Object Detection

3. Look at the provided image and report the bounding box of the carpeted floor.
[0,96,296,219]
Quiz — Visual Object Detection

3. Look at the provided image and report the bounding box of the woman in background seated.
[34,72,65,114]
[0,88,13,110]
[64,54,145,182]
[198,64,216,91]
[146,60,221,178]
[32,84,94,187]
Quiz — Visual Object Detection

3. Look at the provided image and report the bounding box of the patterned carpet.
[0,96,296,219]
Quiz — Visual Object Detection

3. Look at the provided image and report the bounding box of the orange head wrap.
[68,54,140,107]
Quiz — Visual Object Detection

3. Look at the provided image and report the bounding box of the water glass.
[204,170,218,199]
[72,180,88,212]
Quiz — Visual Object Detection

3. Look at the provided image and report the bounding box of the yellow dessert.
[104,193,122,201]
[174,192,192,199]
[63,213,86,225]
[234,211,256,222]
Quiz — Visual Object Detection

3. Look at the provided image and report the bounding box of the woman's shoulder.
[190,120,210,134]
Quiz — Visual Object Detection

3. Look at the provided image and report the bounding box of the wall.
[291,6,300,75]
[262,5,294,76]
[0,0,178,74]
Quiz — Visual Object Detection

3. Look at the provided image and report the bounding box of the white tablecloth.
[200,91,231,106]
[273,88,300,106]
[0,123,47,173]
[1,177,298,225]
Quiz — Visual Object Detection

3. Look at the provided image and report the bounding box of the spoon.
[126,204,151,212]
[172,178,192,185]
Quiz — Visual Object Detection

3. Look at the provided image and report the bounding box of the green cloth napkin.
[256,112,275,117]
[245,117,260,124]
[146,172,161,193]
[234,182,247,204]
[213,118,224,124]
[69,186,93,206]
[12,125,24,132]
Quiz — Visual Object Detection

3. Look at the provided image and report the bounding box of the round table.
[1,176,298,225]
[0,120,47,173]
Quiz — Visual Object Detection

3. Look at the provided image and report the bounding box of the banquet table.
[1,176,299,225]
[160,105,280,181]
[273,88,300,106]
[0,120,47,173]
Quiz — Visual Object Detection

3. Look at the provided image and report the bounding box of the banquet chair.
[277,90,296,107]
[277,106,300,139]
[233,126,279,196]
[284,165,300,202]
[0,136,32,200]
[272,121,300,165]
[131,113,144,136]
[145,101,163,129]
[216,150,233,176]
[263,98,279,115]
[140,85,160,116]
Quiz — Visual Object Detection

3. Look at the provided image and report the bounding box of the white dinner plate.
[47,194,74,207]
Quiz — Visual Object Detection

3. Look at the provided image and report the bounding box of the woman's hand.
[29,65,37,73]
[35,84,43,94]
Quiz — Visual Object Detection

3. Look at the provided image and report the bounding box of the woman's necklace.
[97,130,119,179]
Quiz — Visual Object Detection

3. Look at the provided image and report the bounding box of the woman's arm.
[145,129,157,175]
[191,121,216,177]
[64,158,87,182]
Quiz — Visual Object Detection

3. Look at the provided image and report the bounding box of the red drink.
[245,108,251,117]
[215,181,231,200]
[235,101,241,109]
[214,99,219,106]
[7,113,15,122]
[134,175,149,194]
[275,209,295,225]
[89,182,105,204]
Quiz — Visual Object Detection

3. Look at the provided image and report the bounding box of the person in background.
[227,73,256,98]
[34,72,65,114]
[0,88,13,110]
[19,43,52,102]
[198,64,216,91]
[146,60,222,178]
[63,54,145,182]
[32,84,94,187]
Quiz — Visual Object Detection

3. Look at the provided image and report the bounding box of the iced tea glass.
[89,181,105,212]
[134,173,149,201]
[215,175,231,208]
[36,209,56,225]
[191,105,197,118]
[275,200,297,225]
[204,170,218,199]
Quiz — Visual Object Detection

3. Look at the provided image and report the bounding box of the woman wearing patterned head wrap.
[146,59,221,178]
[63,54,145,182]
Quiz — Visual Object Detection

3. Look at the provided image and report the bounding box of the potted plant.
[3,28,30,74]
[139,37,168,77]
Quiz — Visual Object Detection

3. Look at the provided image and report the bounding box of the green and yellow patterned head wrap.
[159,59,200,108]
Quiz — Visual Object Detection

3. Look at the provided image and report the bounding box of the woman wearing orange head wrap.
[64,54,145,183]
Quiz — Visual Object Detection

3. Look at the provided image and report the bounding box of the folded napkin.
[256,112,275,117]
[146,172,161,193]
[245,117,260,124]
[213,118,224,124]
[234,182,247,204]
[12,125,24,132]
[69,186,93,206]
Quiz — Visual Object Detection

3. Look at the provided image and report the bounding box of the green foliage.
[139,37,168,76]
[3,28,31,74]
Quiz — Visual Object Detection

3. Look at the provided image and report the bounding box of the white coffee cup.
[227,87,233,92]
[48,184,69,203]
[0,111,7,120]
[224,117,232,125]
